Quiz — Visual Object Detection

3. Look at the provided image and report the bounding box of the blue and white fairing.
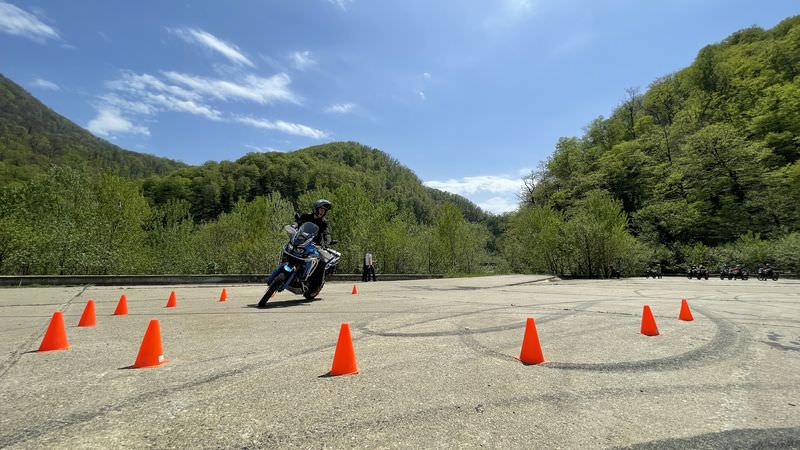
[266,222,321,288]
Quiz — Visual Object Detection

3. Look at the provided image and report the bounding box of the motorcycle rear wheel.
[258,272,287,307]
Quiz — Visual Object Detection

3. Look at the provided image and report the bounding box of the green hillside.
[504,16,800,276]
[141,141,493,225]
[0,73,185,184]
[526,16,800,241]
[0,75,496,276]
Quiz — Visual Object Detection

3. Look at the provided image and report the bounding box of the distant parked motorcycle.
[729,264,749,280]
[645,267,662,279]
[719,266,730,280]
[757,266,779,281]
[688,265,708,280]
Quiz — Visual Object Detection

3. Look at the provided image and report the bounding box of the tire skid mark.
[0,286,88,380]
[359,299,602,338]
[458,302,601,362]
[544,305,749,372]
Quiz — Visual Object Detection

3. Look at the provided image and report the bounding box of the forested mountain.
[0,73,491,226]
[524,16,800,245]
[141,141,493,225]
[0,74,185,184]
[0,74,496,276]
[505,16,800,276]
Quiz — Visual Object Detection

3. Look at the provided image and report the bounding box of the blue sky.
[1,0,797,213]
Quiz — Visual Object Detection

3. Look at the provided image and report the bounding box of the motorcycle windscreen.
[292,222,319,246]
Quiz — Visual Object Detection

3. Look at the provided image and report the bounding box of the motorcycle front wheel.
[258,272,287,307]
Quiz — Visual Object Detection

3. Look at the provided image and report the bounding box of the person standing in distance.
[363,251,377,282]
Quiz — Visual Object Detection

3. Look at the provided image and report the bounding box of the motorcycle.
[729,265,749,280]
[645,267,661,279]
[258,221,341,307]
[687,266,709,280]
[719,266,730,280]
[757,266,780,281]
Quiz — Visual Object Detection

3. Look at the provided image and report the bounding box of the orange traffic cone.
[133,319,167,368]
[351,285,358,295]
[77,300,96,327]
[679,298,694,321]
[38,311,69,352]
[641,305,659,336]
[519,317,545,365]
[219,288,227,302]
[114,294,128,315]
[166,291,177,308]
[329,323,358,376]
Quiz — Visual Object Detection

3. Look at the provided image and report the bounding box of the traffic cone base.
[679,298,694,321]
[77,300,96,327]
[114,294,128,315]
[519,317,545,365]
[166,291,177,308]
[351,285,358,295]
[329,323,358,376]
[219,288,227,302]
[641,305,659,336]
[38,311,69,352]
[134,319,167,368]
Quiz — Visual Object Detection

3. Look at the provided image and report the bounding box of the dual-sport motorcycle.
[757,266,780,281]
[258,220,341,307]
[727,265,749,280]
[687,266,709,280]
[645,266,662,279]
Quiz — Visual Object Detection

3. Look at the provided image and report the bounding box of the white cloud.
[163,71,299,105]
[325,102,355,113]
[107,72,201,102]
[30,78,59,91]
[236,116,328,139]
[87,108,149,137]
[245,144,285,153]
[91,69,309,138]
[102,72,222,120]
[418,91,426,101]
[422,72,431,80]
[145,93,222,120]
[424,175,524,195]
[289,50,316,70]
[478,196,520,214]
[327,0,354,10]
[0,1,59,43]
[169,27,254,67]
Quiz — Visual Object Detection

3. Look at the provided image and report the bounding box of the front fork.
[267,263,297,291]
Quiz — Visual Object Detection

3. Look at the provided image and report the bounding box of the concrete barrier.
[0,273,445,287]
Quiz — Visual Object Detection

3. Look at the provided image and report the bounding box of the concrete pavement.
[1,275,799,448]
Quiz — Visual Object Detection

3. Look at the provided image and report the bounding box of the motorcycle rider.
[295,199,335,264]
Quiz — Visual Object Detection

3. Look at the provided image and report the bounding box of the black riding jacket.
[297,213,331,246]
